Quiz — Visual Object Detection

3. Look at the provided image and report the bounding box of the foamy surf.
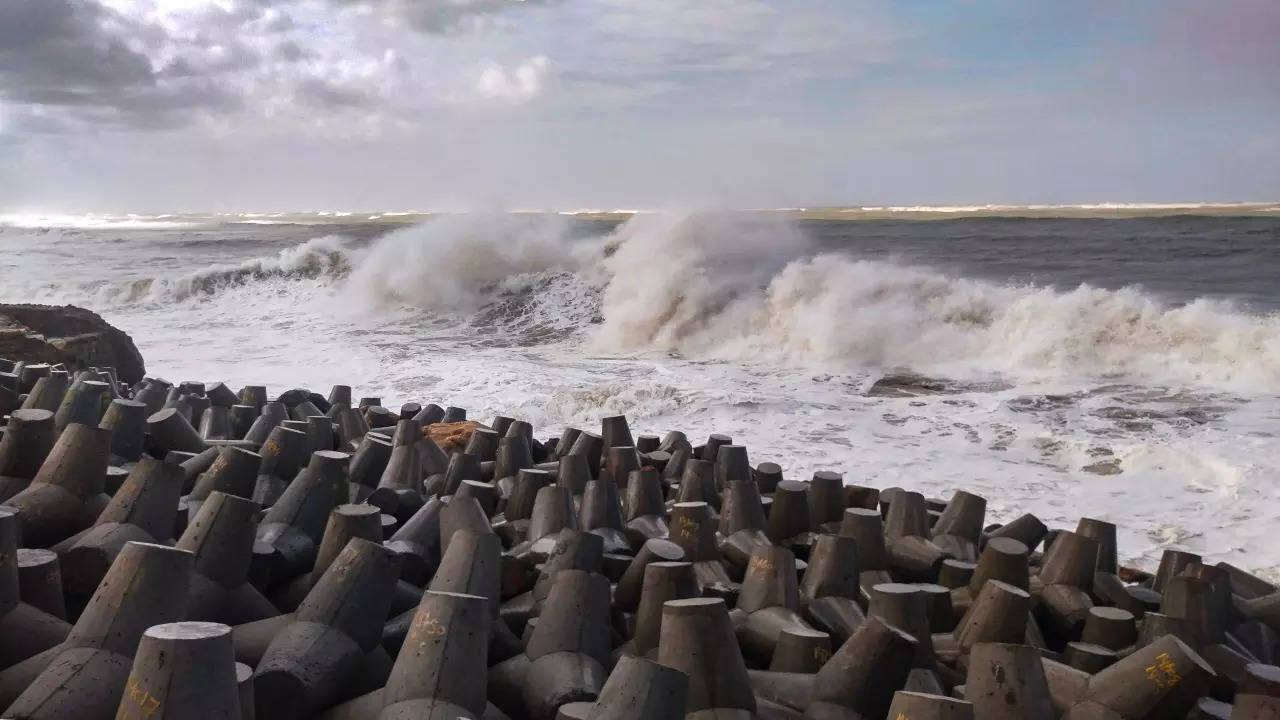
[9,212,1280,391]
[3,210,1278,573]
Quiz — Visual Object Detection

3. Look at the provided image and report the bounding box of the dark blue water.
[801,216,1280,311]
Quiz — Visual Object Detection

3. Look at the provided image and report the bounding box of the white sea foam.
[5,211,1278,573]
[0,213,201,229]
[584,214,1280,391]
[12,211,1279,392]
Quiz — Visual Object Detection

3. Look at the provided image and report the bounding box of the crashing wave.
[23,212,1278,390]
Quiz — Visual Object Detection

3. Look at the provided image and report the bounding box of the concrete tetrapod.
[146,407,209,457]
[600,415,635,465]
[348,433,393,488]
[868,583,936,670]
[713,444,751,495]
[806,615,918,720]
[251,425,310,506]
[57,455,184,597]
[675,459,718,509]
[19,375,68,414]
[528,530,605,613]
[253,538,402,720]
[719,480,767,538]
[442,452,483,497]
[15,548,65,620]
[602,446,639,489]
[986,513,1048,554]
[578,480,630,555]
[1037,530,1100,644]
[1067,634,1216,719]
[885,691,975,720]
[954,579,1032,653]
[930,489,987,562]
[949,536,1030,620]
[178,491,279,624]
[884,490,951,582]
[520,569,613,720]
[526,485,579,548]
[99,398,148,463]
[555,454,590,497]
[272,503,385,611]
[383,528,524,666]
[132,379,171,416]
[53,378,111,436]
[379,591,491,720]
[5,422,112,547]
[623,468,668,543]
[255,450,349,583]
[201,406,233,441]
[628,561,699,659]
[800,534,865,647]
[206,382,240,408]
[669,501,738,595]
[657,597,757,719]
[585,655,688,720]
[614,539,687,614]
[369,422,424,520]
[114,622,241,720]
[765,480,811,545]
[431,528,503,610]
[243,401,287,446]
[0,409,55,503]
[185,445,262,520]
[2,541,193,720]
[736,545,818,668]
[963,642,1056,719]
[0,507,72,669]
[383,496,444,586]
[767,626,833,674]
[807,471,845,530]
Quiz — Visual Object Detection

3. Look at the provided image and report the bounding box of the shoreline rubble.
[0,362,1277,719]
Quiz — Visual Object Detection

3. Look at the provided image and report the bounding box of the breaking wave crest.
[32,235,357,307]
[587,214,1280,389]
[129,234,355,304]
[341,212,1280,389]
[31,212,1280,389]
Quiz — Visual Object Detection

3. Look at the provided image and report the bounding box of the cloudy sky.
[0,0,1277,212]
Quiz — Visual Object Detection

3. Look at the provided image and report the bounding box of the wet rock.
[867,373,955,398]
[1082,459,1122,476]
[0,304,145,383]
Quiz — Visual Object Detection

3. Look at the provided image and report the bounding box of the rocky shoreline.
[0,304,145,385]
[0,306,1276,719]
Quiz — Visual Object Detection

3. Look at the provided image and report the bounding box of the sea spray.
[345,213,588,312]
[585,213,1280,391]
[7,211,1280,390]
[4,213,1280,571]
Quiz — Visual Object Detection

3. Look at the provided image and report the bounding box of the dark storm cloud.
[0,0,266,130]
[0,0,156,103]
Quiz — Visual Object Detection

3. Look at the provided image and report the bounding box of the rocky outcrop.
[866,373,955,397]
[0,304,145,383]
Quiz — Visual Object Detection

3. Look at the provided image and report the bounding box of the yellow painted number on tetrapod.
[414,611,447,637]
[1145,652,1181,690]
[125,676,161,717]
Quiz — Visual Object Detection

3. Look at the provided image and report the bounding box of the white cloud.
[474,55,550,103]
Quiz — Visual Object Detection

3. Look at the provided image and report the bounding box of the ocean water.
[2,209,1279,573]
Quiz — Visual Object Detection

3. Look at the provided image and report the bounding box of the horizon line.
[2,201,1278,228]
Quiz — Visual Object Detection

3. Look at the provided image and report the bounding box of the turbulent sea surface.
[2,208,1279,573]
